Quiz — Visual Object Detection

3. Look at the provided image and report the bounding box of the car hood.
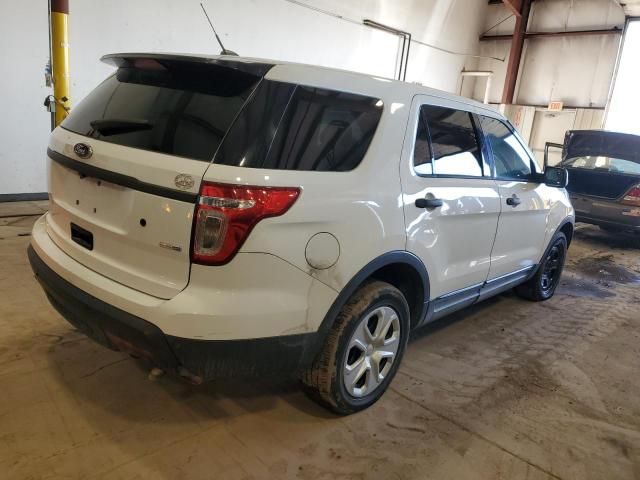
[563,130,640,164]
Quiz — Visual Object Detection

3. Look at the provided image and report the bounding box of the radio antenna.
[200,2,238,56]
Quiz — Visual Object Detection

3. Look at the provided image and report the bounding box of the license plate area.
[70,223,94,251]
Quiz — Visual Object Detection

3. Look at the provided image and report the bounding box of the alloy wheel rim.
[541,244,563,294]
[343,305,401,398]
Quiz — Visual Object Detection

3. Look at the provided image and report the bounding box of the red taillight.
[622,185,640,207]
[191,182,300,265]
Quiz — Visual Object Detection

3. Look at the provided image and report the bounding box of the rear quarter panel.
[201,83,413,296]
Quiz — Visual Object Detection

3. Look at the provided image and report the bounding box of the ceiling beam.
[480,27,622,41]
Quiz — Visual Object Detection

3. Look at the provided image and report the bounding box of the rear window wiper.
[90,119,152,136]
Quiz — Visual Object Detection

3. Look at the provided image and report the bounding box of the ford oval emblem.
[174,174,195,190]
[73,143,93,159]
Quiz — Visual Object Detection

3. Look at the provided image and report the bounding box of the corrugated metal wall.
[472,0,624,107]
[467,0,625,155]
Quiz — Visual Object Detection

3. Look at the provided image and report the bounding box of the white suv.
[29,53,574,414]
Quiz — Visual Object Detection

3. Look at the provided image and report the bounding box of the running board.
[424,266,536,324]
[477,266,535,302]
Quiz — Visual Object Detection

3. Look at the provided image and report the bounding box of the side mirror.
[544,166,569,188]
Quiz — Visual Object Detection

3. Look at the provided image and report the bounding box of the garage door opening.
[606,19,640,135]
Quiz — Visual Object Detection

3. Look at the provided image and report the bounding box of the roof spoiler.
[100,53,273,77]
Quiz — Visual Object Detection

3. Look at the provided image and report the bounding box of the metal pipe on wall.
[363,19,411,81]
[50,0,70,126]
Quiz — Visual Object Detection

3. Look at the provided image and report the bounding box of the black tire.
[515,232,567,301]
[301,281,410,415]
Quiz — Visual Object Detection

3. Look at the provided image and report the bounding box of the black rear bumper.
[28,245,319,381]
[575,214,640,232]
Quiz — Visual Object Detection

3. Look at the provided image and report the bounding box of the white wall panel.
[0,0,53,195]
[528,0,622,31]
[1,0,487,194]
[529,110,576,165]
[517,34,621,107]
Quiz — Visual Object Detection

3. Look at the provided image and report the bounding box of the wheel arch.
[528,217,574,281]
[302,251,430,366]
[559,220,574,247]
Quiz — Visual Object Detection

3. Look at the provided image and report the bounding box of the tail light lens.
[191,182,300,265]
[622,185,640,207]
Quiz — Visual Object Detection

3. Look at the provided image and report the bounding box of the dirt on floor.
[1,209,639,480]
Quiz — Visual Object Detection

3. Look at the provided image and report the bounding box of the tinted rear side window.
[261,86,383,171]
[61,62,260,161]
[420,105,484,177]
[213,80,296,169]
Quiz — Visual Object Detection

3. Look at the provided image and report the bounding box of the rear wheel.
[515,232,567,301]
[302,281,410,415]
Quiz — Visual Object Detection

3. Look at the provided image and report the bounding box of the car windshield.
[563,155,640,175]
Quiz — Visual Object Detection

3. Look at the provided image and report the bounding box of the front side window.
[480,116,535,181]
[413,105,484,177]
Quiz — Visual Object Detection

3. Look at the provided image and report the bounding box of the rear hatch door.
[46,54,270,299]
[561,130,640,200]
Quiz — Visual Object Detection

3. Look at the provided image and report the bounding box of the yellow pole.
[51,0,70,126]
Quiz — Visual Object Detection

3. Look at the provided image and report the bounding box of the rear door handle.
[506,195,521,207]
[415,198,443,209]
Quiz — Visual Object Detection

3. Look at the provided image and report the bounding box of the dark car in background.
[549,130,640,233]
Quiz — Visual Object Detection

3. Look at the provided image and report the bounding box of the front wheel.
[302,281,410,415]
[515,232,567,301]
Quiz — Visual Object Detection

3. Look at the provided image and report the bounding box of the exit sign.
[548,101,564,112]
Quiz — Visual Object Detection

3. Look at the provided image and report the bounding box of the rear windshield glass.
[563,156,640,175]
[215,85,383,171]
[61,62,260,161]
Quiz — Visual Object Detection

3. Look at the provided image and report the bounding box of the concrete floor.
[1,202,640,480]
